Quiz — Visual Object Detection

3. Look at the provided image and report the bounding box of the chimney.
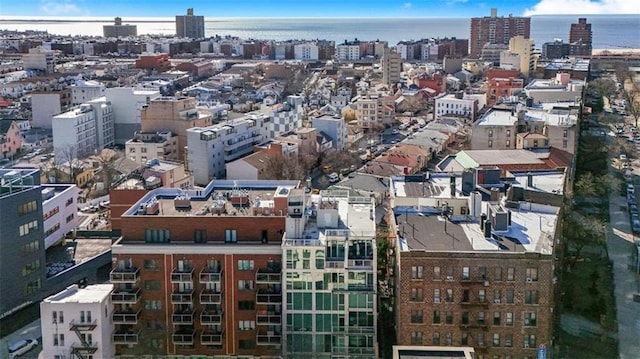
[490,187,500,202]
[450,174,456,198]
[484,220,492,238]
[527,172,533,187]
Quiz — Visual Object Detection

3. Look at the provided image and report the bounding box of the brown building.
[135,53,172,73]
[470,8,531,58]
[391,173,560,359]
[140,96,212,162]
[110,179,300,358]
[569,18,592,55]
[486,76,524,107]
[175,60,215,79]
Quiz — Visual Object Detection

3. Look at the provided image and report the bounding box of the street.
[0,319,42,359]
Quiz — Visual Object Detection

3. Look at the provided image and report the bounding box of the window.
[524,334,536,348]
[525,290,539,305]
[505,312,513,326]
[445,289,453,303]
[476,332,485,347]
[506,289,515,304]
[238,321,255,330]
[19,220,38,237]
[144,280,160,291]
[493,333,500,347]
[524,312,537,327]
[411,266,423,279]
[477,311,485,325]
[144,259,159,270]
[144,228,170,243]
[479,266,487,280]
[18,201,37,216]
[25,279,40,295]
[526,268,538,282]
[563,129,568,138]
[478,289,486,302]
[506,139,511,147]
[434,288,441,303]
[411,309,423,323]
[225,229,237,243]
[144,300,162,311]
[411,288,423,301]
[433,310,441,324]
[461,332,469,345]
[488,129,493,138]
[506,129,511,137]
[505,333,513,347]
[445,332,452,346]
[239,301,255,310]
[21,260,40,276]
[433,266,441,280]
[488,139,493,148]
[493,311,501,325]
[58,311,64,323]
[238,260,254,270]
[194,229,207,243]
[462,267,470,280]
[432,332,440,345]
[410,331,423,345]
[494,267,502,281]
[238,280,254,290]
[507,267,515,281]
[493,289,501,303]
[461,311,469,325]
[53,334,59,346]
[445,311,453,325]
[462,289,470,303]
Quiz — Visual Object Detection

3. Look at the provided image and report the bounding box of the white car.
[8,338,38,358]
[328,172,340,183]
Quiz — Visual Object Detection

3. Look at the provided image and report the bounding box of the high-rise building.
[508,36,535,76]
[109,179,300,357]
[282,189,378,358]
[382,49,402,86]
[569,18,592,56]
[176,8,205,39]
[470,8,531,58]
[40,284,115,359]
[103,17,137,38]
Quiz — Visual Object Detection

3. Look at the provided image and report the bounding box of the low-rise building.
[42,184,78,249]
[71,80,106,105]
[126,131,179,164]
[311,113,348,152]
[434,94,478,123]
[524,73,585,104]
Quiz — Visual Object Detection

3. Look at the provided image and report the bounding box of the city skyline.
[1,0,638,18]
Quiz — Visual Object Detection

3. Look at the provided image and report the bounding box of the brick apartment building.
[470,8,531,58]
[110,180,299,358]
[391,172,560,359]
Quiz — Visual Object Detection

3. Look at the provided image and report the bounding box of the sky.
[1,0,638,18]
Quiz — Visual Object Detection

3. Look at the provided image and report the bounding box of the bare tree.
[53,144,79,184]
[261,153,312,181]
[623,88,640,128]
[92,149,121,194]
[589,78,618,110]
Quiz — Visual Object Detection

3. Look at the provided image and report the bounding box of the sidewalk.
[606,174,640,358]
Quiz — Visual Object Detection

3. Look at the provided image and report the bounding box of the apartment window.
[506,129,511,137]
[524,334,537,348]
[58,311,64,323]
[225,229,237,243]
[65,213,74,223]
[238,280,254,290]
[21,260,40,276]
[19,220,38,237]
[144,228,170,243]
[445,311,453,325]
[479,267,487,280]
[194,229,207,243]
[144,300,162,311]
[238,321,255,331]
[129,147,136,153]
[524,312,537,327]
[238,301,255,310]
[433,310,441,324]
[563,139,568,148]
[461,311,469,325]
[411,288,423,301]
[141,147,147,153]
[563,129,568,137]
[477,333,485,347]
[493,289,501,303]
[477,311,485,325]
[526,268,538,282]
[505,333,513,347]
[493,333,500,347]
[410,331,423,345]
[525,290,539,305]
[144,280,160,291]
[18,201,38,216]
[238,260,255,271]
[432,332,440,345]
[488,139,493,148]
[507,267,515,281]
[411,265,423,279]
[445,289,453,303]
[505,312,514,326]
[144,259,159,270]
[478,289,486,302]
[494,267,502,281]
[506,139,511,147]
[411,309,423,323]
[506,289,515,304]
[462,267,470,280]
[488,129,493,138]
[433,266,441,280]
[461,332,469,345]
[434,288,441,303]
[493,311,501,325]
[445,332,452,346]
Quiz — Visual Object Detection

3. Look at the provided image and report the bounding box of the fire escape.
[69,319,98,359]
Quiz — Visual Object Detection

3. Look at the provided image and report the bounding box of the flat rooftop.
[43,284,113,304]
[393,346,475,359]
[474,109,517,126]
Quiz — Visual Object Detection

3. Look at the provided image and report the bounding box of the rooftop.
[474,108,517,126]
[43,284,113,304]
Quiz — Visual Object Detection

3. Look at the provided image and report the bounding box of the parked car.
[8,338,38,358]
[633,219,640,233]
[629,204,638,214]
[328,172,340,183]
[628,184,635,195]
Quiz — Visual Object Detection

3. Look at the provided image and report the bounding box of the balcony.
[69,320,97,331]
[199,267,222,283]
[347,259,373,269]
[172,330,195,345]
[110,267,139,283]
[256,329,281,345]
[331,283,375,292]
[71,342,98,355]
[172,309,195,324]
[113,330,139,344]
[113,310,141,325]
[256,288,282,304]
[257,311,282,325]
[201,329,224,345]
[171,289,194,304]
[171,268,194,283]
[111,288,141,304]
[200,310,223,325]
[256,272,281,284]
[200,289,222,304]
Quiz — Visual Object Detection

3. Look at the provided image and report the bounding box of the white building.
[311,113,348,151]
[434,93,478,122]
[87,97,115,149]
[40,284,115,359]
[500,51,521,71]
[524,73,585,104]
[282,189,377,357]
[336,44,360,61]
[294,43,319,61]
[52,105,97,160]
[125,131,179,165]
[23,46,55,73]
[71,80,106,105]
[31,92,65,129]
[104,87,161,145]
[187,112,270,185]
[42,184,79,249]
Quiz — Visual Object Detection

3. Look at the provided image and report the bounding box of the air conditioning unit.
[434,298,441,303]
[484,281,490,287]
[494,299,501,304]
[526,277,533,283]
[524,343,530,348]
[446,276,454,281]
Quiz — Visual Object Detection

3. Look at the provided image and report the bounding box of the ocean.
[1,15,639,49]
